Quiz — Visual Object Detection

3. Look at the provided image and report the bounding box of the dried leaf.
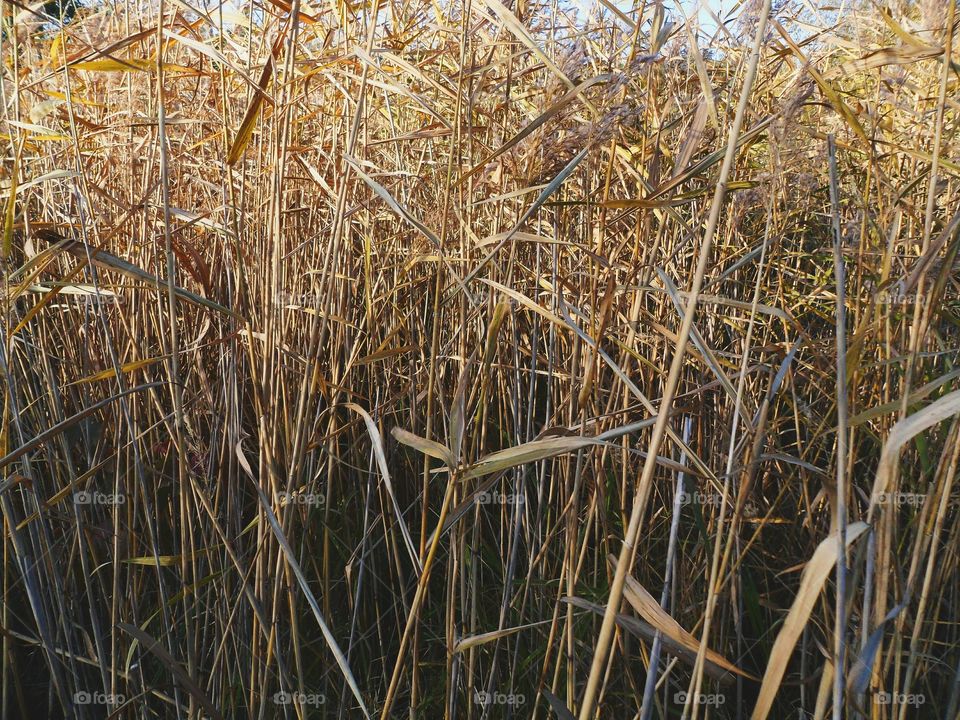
[461,435,599,480]
[869,388,960,511]
[391,427,453,465]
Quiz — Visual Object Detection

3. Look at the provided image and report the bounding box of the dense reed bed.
[1,0,959,716]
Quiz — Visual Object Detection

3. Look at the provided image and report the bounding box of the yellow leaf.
[68,356,168,386]
[49,34,63,67]
[354,344,414,365]
[45,90,104,108]
[2,149,18,260]
[70,58,196,73]
[70,58,151,71]
[227,42,279,165]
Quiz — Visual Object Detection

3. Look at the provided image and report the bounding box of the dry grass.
[1,0,960,717]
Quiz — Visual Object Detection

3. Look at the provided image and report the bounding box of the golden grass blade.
[814,660,834,720]
[568,595,742,684]
[452,619,551,654]
[67,356,169,386]
[615,558,758,681]
[751,522,869,720]
[226,38,281,165]
[2,145,21,260]
[69,57,195,73]
[0,169,77,197]
[678,7,719,131]
[354,344,415,365]
[849,369,960,427]
[868,388,960,515]
[841,43,942,74]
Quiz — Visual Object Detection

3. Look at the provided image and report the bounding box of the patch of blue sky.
[572,0,734,39]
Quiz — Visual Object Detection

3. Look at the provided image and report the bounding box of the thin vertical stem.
[828,134,849,720]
